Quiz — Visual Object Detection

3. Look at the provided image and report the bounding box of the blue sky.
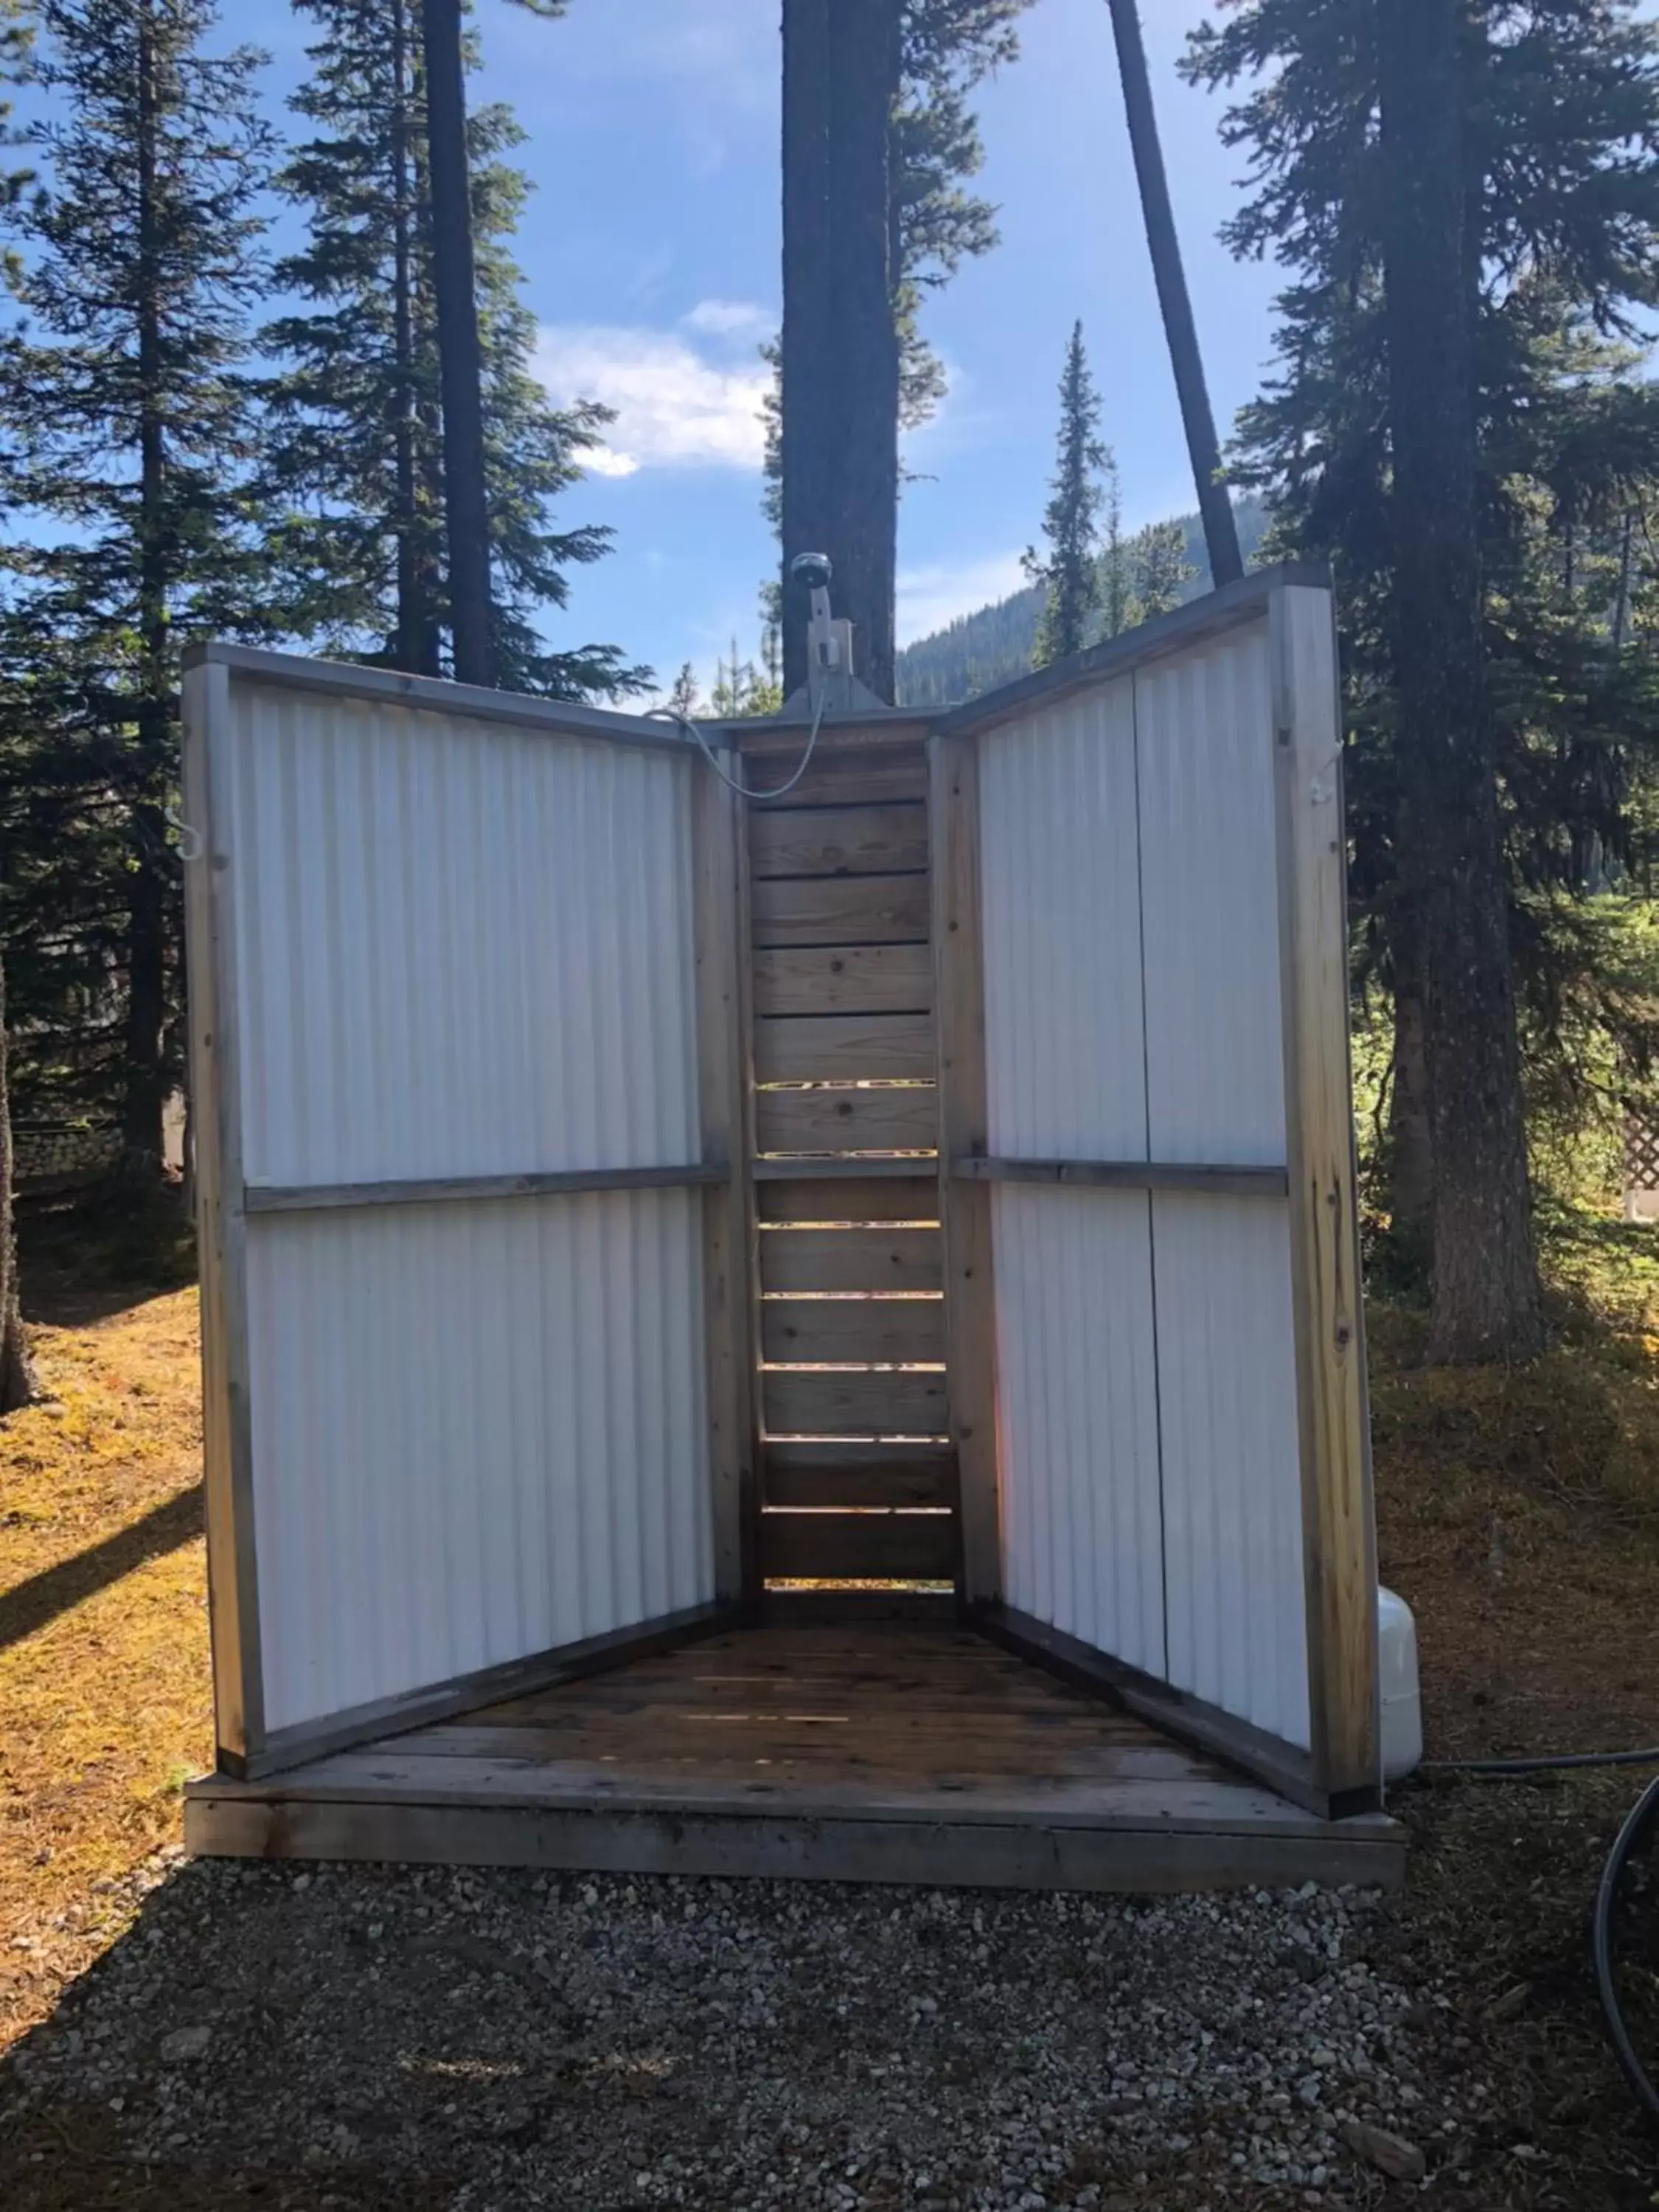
[263,1,1284,693]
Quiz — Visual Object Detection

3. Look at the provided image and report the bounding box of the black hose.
[1593,1772,1659,2126]
[1419,1747,1659,1777]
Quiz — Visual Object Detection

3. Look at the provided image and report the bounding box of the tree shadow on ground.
[0,1488,203,1655]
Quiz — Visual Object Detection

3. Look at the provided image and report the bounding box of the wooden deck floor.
[186,1621,1404,1892]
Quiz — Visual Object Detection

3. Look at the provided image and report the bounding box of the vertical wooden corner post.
[929,729,1001,1607]
[692,746,759,1609]
[1270,583,1381,1811]
[181,653,265,1775]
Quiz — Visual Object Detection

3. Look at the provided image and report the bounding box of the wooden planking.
[953,1158,1289,1199]
[751,745,928,810]
[750,802,928,880]
[750,873,930,947]
[761,1296,946,1366]
[735,715,933,759]
[188,1619,1407,1893]
[397,1722,1196,1773]
[1270,585,1380,1806]
[755,1084,939,1157]
[754,945,933,1018]
[756,1174,939,1224]
[692,748,753,1605]
[759,1510,957,1582]
[930,731,1001,1605]
[246,1164,726,1216]
[187,1621,1406,1891]
[763,1441,956,1508]
[186,1794,1405,1893]
[759,1225,943,1293]
[198,1750,1339,1828]
[754,1013,936,1085]
[181,656,264,1764]
[762,1366,948,1439]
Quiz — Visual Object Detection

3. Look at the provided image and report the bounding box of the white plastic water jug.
[1378,1585,1424,1784]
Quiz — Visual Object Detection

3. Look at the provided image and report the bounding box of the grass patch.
[0,1286,209,2053]
[1372,1206,1659,1763]
[1,1198,1657,2198]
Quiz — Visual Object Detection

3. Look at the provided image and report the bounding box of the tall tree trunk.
[781,0,834,702]
[0,951,37,1415]
[827,0,900,702]
[390,0,437,676]
[1388,926,1434,1253]
[1377,0,1545,1362]
[125,1,170,1174]
[1104,0,1241,590]
[420,0,494,688]
[780,0,900,703]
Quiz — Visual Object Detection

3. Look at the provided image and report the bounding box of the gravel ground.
[0,1850,1489,2211]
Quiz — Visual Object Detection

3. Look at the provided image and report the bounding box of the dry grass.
[0,1285,209,2053]
[1371,1208,1659,1761]
[3,1206,1659,2198]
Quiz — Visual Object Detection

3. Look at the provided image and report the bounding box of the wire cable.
[1593,1771,1659,2126]
[651,684,831,804]
[1418,1747,1659,1777]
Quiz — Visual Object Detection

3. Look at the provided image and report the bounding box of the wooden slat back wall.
[743,730,956,1587]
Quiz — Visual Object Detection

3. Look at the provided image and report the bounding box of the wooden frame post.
[929,731,1001,1606]
[1270,582,1380,1809]
[692,749,759,1607]
[181,656,265,1774]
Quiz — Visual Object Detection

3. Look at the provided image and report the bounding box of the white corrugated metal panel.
[1135,621,1287,1165]
[245,1188,712,1736]
[994,1184,1165,1678]
[1151,1191,1310,1749]
[226,681,700,1190]
[978,678,1147,1159]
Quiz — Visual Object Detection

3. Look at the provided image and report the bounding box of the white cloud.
[897,551,1029,647]
[682,298,775,341]
[534,319,771,477]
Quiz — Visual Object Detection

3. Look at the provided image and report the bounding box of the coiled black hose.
[1593,1771,1659,2127]
[1419,1747,1659,1776]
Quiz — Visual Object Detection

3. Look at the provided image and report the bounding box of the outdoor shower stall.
[182,566,1401,1891]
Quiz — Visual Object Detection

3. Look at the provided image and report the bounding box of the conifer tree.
[1187,0,1659,1359]
[0,0,35,1413]
[0,0,274,1179]
[894,1,1034,431]
[1130,518,1197,621]
[1024,322,1108,666]
[776,0,1036,694]
[265,0,641,698]
[1098,455,1131,639]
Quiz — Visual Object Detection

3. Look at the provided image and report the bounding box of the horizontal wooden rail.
[953,1157,1290,1199]
[183,641,695,757]
[243,1164,729,1216]
[932,563,1331,742]
[752,1155,939,1183]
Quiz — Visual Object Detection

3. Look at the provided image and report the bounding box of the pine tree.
[1098,455,1131,639]
[0,0,35,1413]
[1024,323,1108,666]
[0,0,274,1179]
[1130,519,1197,622]
[265,0,642,698]
[665,663,701,720]
[776,0,1036,695]
[893,1,1034,431]
[1378,0,1543,1361]
[1186,0,1659,1360]
[781,0,902,701]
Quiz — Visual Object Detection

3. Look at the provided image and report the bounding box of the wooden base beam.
[186,1791,1402,1893]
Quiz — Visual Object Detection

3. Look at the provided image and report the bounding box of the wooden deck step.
[185,1623,1405,1893]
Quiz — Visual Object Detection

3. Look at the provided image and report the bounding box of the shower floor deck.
[185,1616,1403,1892]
